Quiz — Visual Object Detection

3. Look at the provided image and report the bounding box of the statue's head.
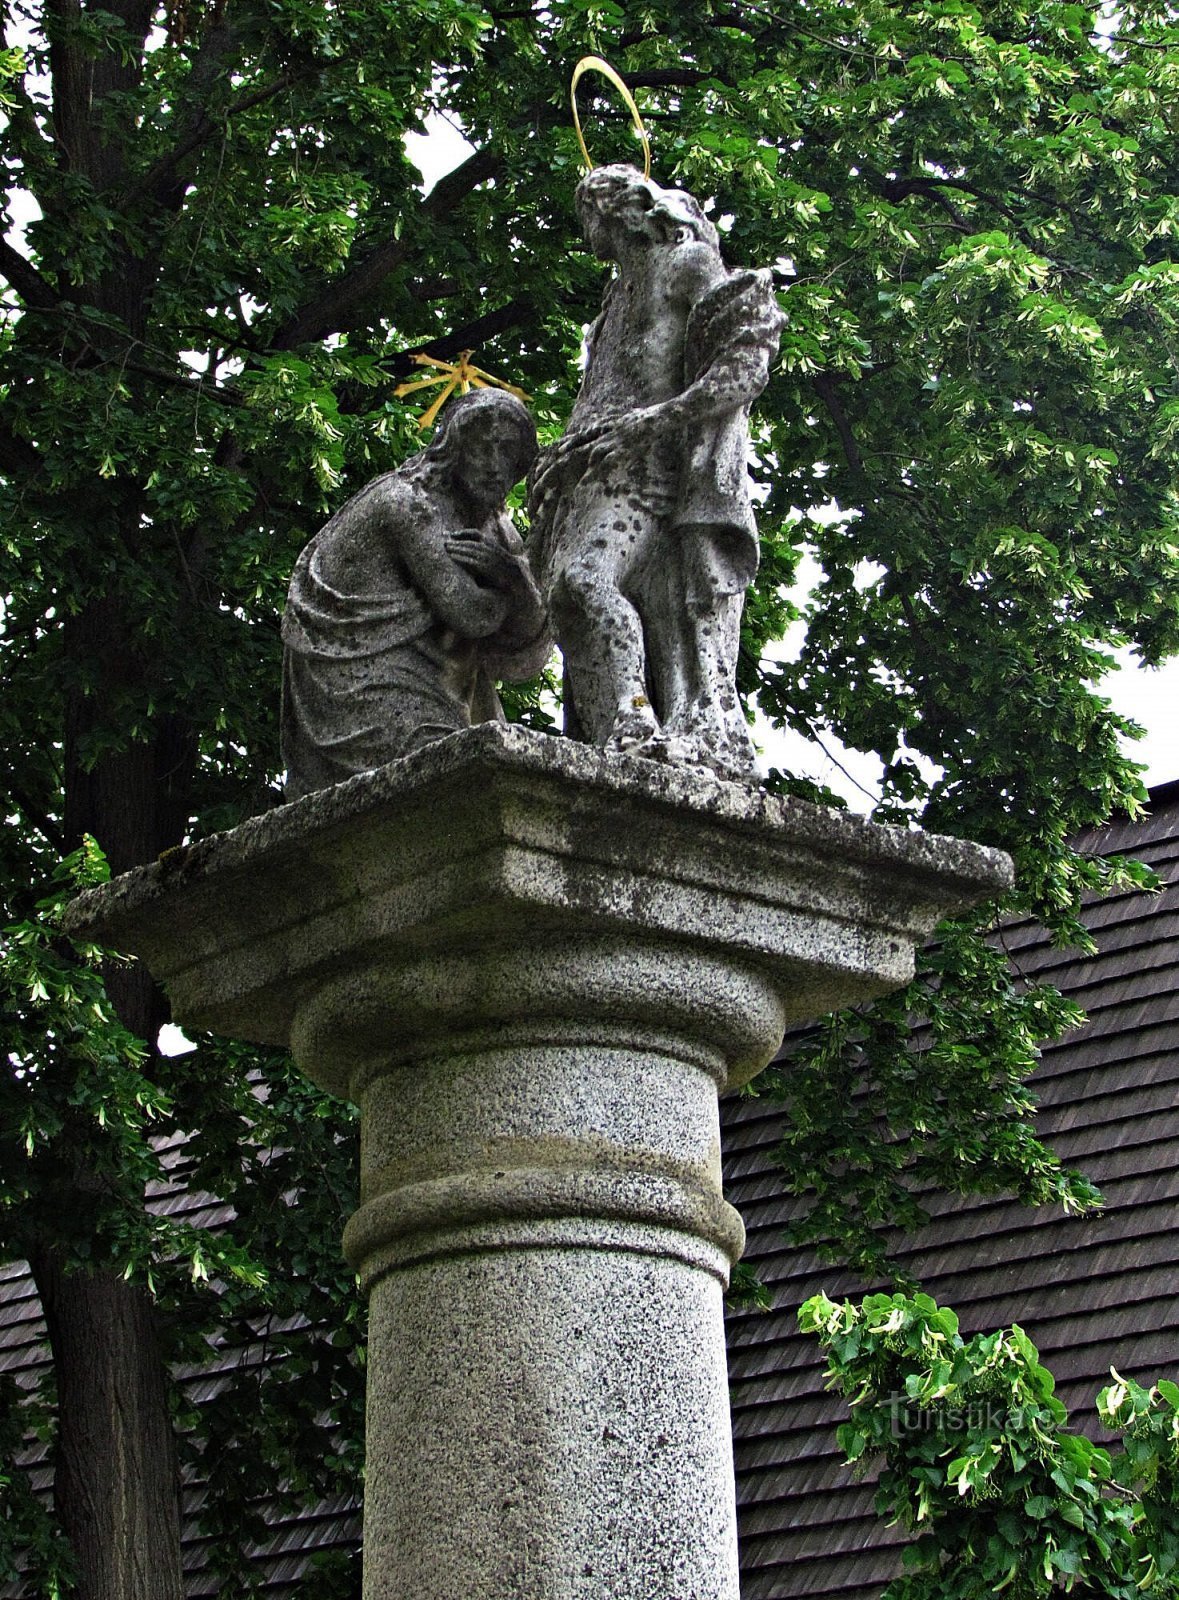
[425,388,538,505]
[575,164,719,258]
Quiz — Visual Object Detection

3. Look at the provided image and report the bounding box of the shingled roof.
[0,1133,364,1597]
[724,777,1179,1599]
[3,781,1176,1594]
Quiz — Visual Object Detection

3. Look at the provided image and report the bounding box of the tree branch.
[4,778,66,853]
[123,17,238,204]
[891,179,969,230]
[125,49,300,215]
[119,358,246,406]
[46,0,156,185]
[618,69,709,88]
[877,172,1020,230]
[710,10,766,33]
[812,372,865,479]
[44,0,90,173]
[0,237,58,310]
[272,147,501,349]
[387,296,535,379]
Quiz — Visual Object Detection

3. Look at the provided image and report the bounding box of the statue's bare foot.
[603,702,659,755]
[708,732,761,785]
[641,721,761,783]
[631,729,697,767]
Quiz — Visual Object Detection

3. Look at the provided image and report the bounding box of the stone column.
[300,936,779,1600]
[66,724,1012,1600]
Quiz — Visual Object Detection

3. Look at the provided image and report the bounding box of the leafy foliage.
[1,0,1178,1587]
[801,1291,1179,1598]
[1,843,365,1593]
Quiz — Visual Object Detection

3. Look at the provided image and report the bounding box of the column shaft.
[304,956,776,1600]
[364,1244,736,1600]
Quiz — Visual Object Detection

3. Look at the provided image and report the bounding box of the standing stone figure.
[528,164,785,781]
[281,389,548,800]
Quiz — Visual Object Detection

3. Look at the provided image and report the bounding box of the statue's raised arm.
[527,164,785,782]
[282,390,548,800]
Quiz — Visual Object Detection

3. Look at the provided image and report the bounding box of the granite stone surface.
[364,1247,736,1599]
[281,389,548,800]
[65,724,1012,1600]
[528,166,786,781]
[66,722,1012,1084]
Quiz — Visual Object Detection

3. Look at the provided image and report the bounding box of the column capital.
[65,722,1012,1094]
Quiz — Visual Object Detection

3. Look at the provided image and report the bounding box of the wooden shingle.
[724,778,1179,1597]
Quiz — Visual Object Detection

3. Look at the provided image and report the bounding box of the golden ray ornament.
[570,55,651,180]
[394,350,531,432]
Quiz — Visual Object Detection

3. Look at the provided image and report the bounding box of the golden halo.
[570,56,651,181]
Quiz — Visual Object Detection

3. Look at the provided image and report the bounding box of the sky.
[752,642,1179,813]
[1105,652,1179,789]
[749,551,1179,808]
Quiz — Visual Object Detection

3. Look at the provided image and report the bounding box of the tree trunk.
[42,589,200,1598]
[28,1248,186,1600]
[63,591,199,1039]
[34,6,205,1587]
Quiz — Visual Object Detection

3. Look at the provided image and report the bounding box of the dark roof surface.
[0,1135,363,1597]
[3,785,1176,1595]
[723,782,1179,1600]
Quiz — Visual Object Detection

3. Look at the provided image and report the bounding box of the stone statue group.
[282,165,785,800]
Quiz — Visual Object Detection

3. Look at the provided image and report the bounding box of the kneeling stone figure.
[281,389,548,801]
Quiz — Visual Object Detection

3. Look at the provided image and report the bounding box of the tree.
[1,0,1178,1593]
[800,1291,1179,1598]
